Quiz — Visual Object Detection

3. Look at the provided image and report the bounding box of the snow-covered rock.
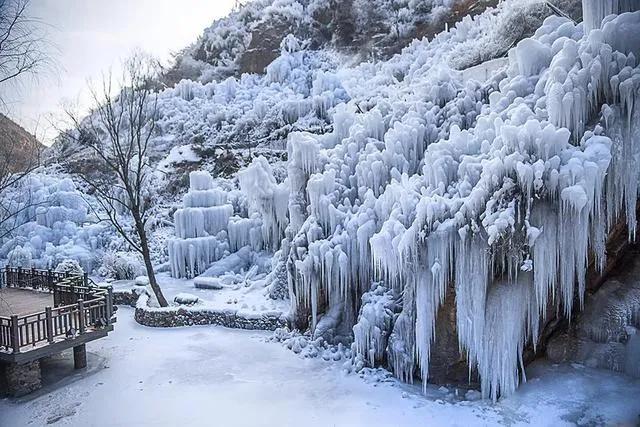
[174,293,200,305]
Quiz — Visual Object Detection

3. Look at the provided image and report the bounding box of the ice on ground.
[0,307,638,427]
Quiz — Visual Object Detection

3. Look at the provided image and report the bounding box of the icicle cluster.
[238,157,289,251]
[283,10,640,401]
[169,172,234,278]
[169,167,285,278]
[0,172,107,272]
[582,0,640,32]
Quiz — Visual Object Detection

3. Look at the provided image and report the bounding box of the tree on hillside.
[63,53,169,307]
[0,0,49,104]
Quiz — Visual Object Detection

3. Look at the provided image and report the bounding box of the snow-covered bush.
[54,259,84,275]
[98,251,145,280]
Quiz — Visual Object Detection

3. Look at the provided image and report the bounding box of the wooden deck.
[0,268,115,364]
[0,288,53,317]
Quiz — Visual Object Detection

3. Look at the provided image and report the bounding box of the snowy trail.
[1,308,639,427]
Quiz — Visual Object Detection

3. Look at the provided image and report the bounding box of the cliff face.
[0,114,41,174]
[546,245,640,379]
[166,0,583,85]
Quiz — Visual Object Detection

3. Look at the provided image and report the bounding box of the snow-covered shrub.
[55,259,84,275]
[6,245,33,268]
[99,251,145,280]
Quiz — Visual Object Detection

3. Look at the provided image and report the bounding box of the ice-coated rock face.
[277,9,640,401]
[547,249,640,379]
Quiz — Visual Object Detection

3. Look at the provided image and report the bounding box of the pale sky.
[2,0,236,144]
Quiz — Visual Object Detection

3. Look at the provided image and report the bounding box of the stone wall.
[113,289,141,307]
[0,360,41,397]
[133,294,288,331]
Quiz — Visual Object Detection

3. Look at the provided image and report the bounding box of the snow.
[1,307,638,426]
[122,272,289,316]
[173,292,200,305]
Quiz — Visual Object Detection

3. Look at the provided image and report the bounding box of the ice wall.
[282,11,640,401]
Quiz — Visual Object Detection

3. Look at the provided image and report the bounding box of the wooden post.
[10,315,20,354]
[83,272,89,287]
[73,344,87,369]
[106,286,113,323]
[78,299,85,334]
[45,307,54,343]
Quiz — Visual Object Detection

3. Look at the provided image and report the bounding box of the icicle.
[168,236,228,279]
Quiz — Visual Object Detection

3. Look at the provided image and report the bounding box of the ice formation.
[238,157,289,251]
[169,168,286,278]
[0,171,108,272]
[279,7,640,401]
[169,172,232,278]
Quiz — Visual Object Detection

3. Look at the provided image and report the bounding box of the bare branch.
[0,0,51,104]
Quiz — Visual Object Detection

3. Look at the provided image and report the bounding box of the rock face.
[238,21,292,75]
[428,284,477,386]
[547,247,640,378]
[0,113,41,174]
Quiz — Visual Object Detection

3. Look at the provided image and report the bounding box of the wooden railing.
[0,267,114,354]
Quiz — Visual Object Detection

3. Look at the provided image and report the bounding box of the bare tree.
[63,53,169,307]
[0,0,49,104]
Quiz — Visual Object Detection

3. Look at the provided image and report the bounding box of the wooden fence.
[0,267,114,354]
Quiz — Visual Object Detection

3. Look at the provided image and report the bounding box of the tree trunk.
[137,221,169,307]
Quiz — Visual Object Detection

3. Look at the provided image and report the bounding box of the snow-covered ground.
[109,272,289,315]
[1,307,638,427]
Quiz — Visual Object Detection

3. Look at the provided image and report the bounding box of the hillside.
[0,113,41,174]
[3,0,640,406]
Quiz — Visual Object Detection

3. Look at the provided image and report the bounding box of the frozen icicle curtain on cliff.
[279,4,640,401]
[582,0,640,31]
